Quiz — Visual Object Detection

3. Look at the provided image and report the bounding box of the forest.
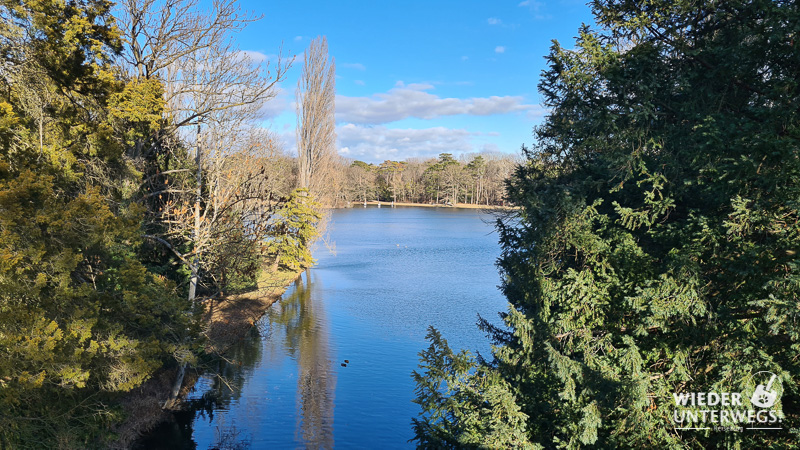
[343,152,519,206]
[2,0,798,448]
[0,0,516,446]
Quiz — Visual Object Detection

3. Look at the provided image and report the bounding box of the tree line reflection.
[189,271,336,449]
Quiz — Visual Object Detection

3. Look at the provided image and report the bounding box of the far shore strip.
[350,201,516,210]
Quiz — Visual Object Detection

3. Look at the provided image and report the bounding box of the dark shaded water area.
[137,206,509,449]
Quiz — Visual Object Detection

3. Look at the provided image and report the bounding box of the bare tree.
[296,36,336,202]
[117,0,291,301]
[151,122,289,409]
[116,0,292,408]
[157,126,285,288]
[115,0,291,155]
[346,162,375,204]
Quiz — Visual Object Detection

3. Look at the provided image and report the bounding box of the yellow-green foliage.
[0,169,189,446]
[107,78,165,147]
[0,1,194,447]
[267,188,323,270]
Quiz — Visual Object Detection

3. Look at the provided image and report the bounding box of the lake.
[138,206,509,449]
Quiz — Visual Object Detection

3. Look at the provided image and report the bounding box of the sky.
[233,0,597,164]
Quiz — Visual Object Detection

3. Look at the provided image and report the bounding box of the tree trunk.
[166,125,201,410]
[272,252,281,272]
[163,363,186,410]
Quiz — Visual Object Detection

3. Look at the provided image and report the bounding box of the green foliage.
[107,77,165,149]
[421,153,462,204]
[465,155,485,174]
[267,188,323,271]
[351,160,374,171]
[0,1,194,447]
[377,160,405,200]
[412,327,538,449]
[414,1,800,448]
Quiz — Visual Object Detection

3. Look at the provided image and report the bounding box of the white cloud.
[237,50,269,63]
[337,124,476,162]
[294,35,303,41]
[354,80,365,86]
[272,125,297,155]
[518,0,551,20]
[341,62,366,70]
[526,104,548,119]
[336,83,534,124]
[495,46,506,53]
[257,87,290,119]
[488,17,520,30]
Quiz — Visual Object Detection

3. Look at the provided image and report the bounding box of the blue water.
[139,206,508,449]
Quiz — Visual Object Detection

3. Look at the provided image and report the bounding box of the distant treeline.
[341,152,520,206]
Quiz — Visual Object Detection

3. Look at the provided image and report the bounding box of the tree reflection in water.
[266,271,335,449]
[137,271,336,449]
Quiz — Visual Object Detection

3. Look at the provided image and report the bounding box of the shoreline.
[112,267,302,449]
[346,200,516,210]
[114,205,510,447]
[203,268,303,355]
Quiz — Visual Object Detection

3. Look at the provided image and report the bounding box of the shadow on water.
[135,271,336,449]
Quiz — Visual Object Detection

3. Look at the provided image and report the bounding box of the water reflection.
[191,325,266,430]
[132,326,267,450]
[266,271,336,448]
[136,271,336,449]
[138,207,507,448]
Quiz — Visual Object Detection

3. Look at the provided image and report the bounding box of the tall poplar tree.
[296,36,336,201]
[413,1,799,448]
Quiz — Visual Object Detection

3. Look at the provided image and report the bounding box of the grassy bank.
[203,268,303,354]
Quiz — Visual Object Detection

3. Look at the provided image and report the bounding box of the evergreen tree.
[0,1,193,446]
[267,188,323,271]
[414,1,799,448]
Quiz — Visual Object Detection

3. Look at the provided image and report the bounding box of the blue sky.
[234,0,596,164]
